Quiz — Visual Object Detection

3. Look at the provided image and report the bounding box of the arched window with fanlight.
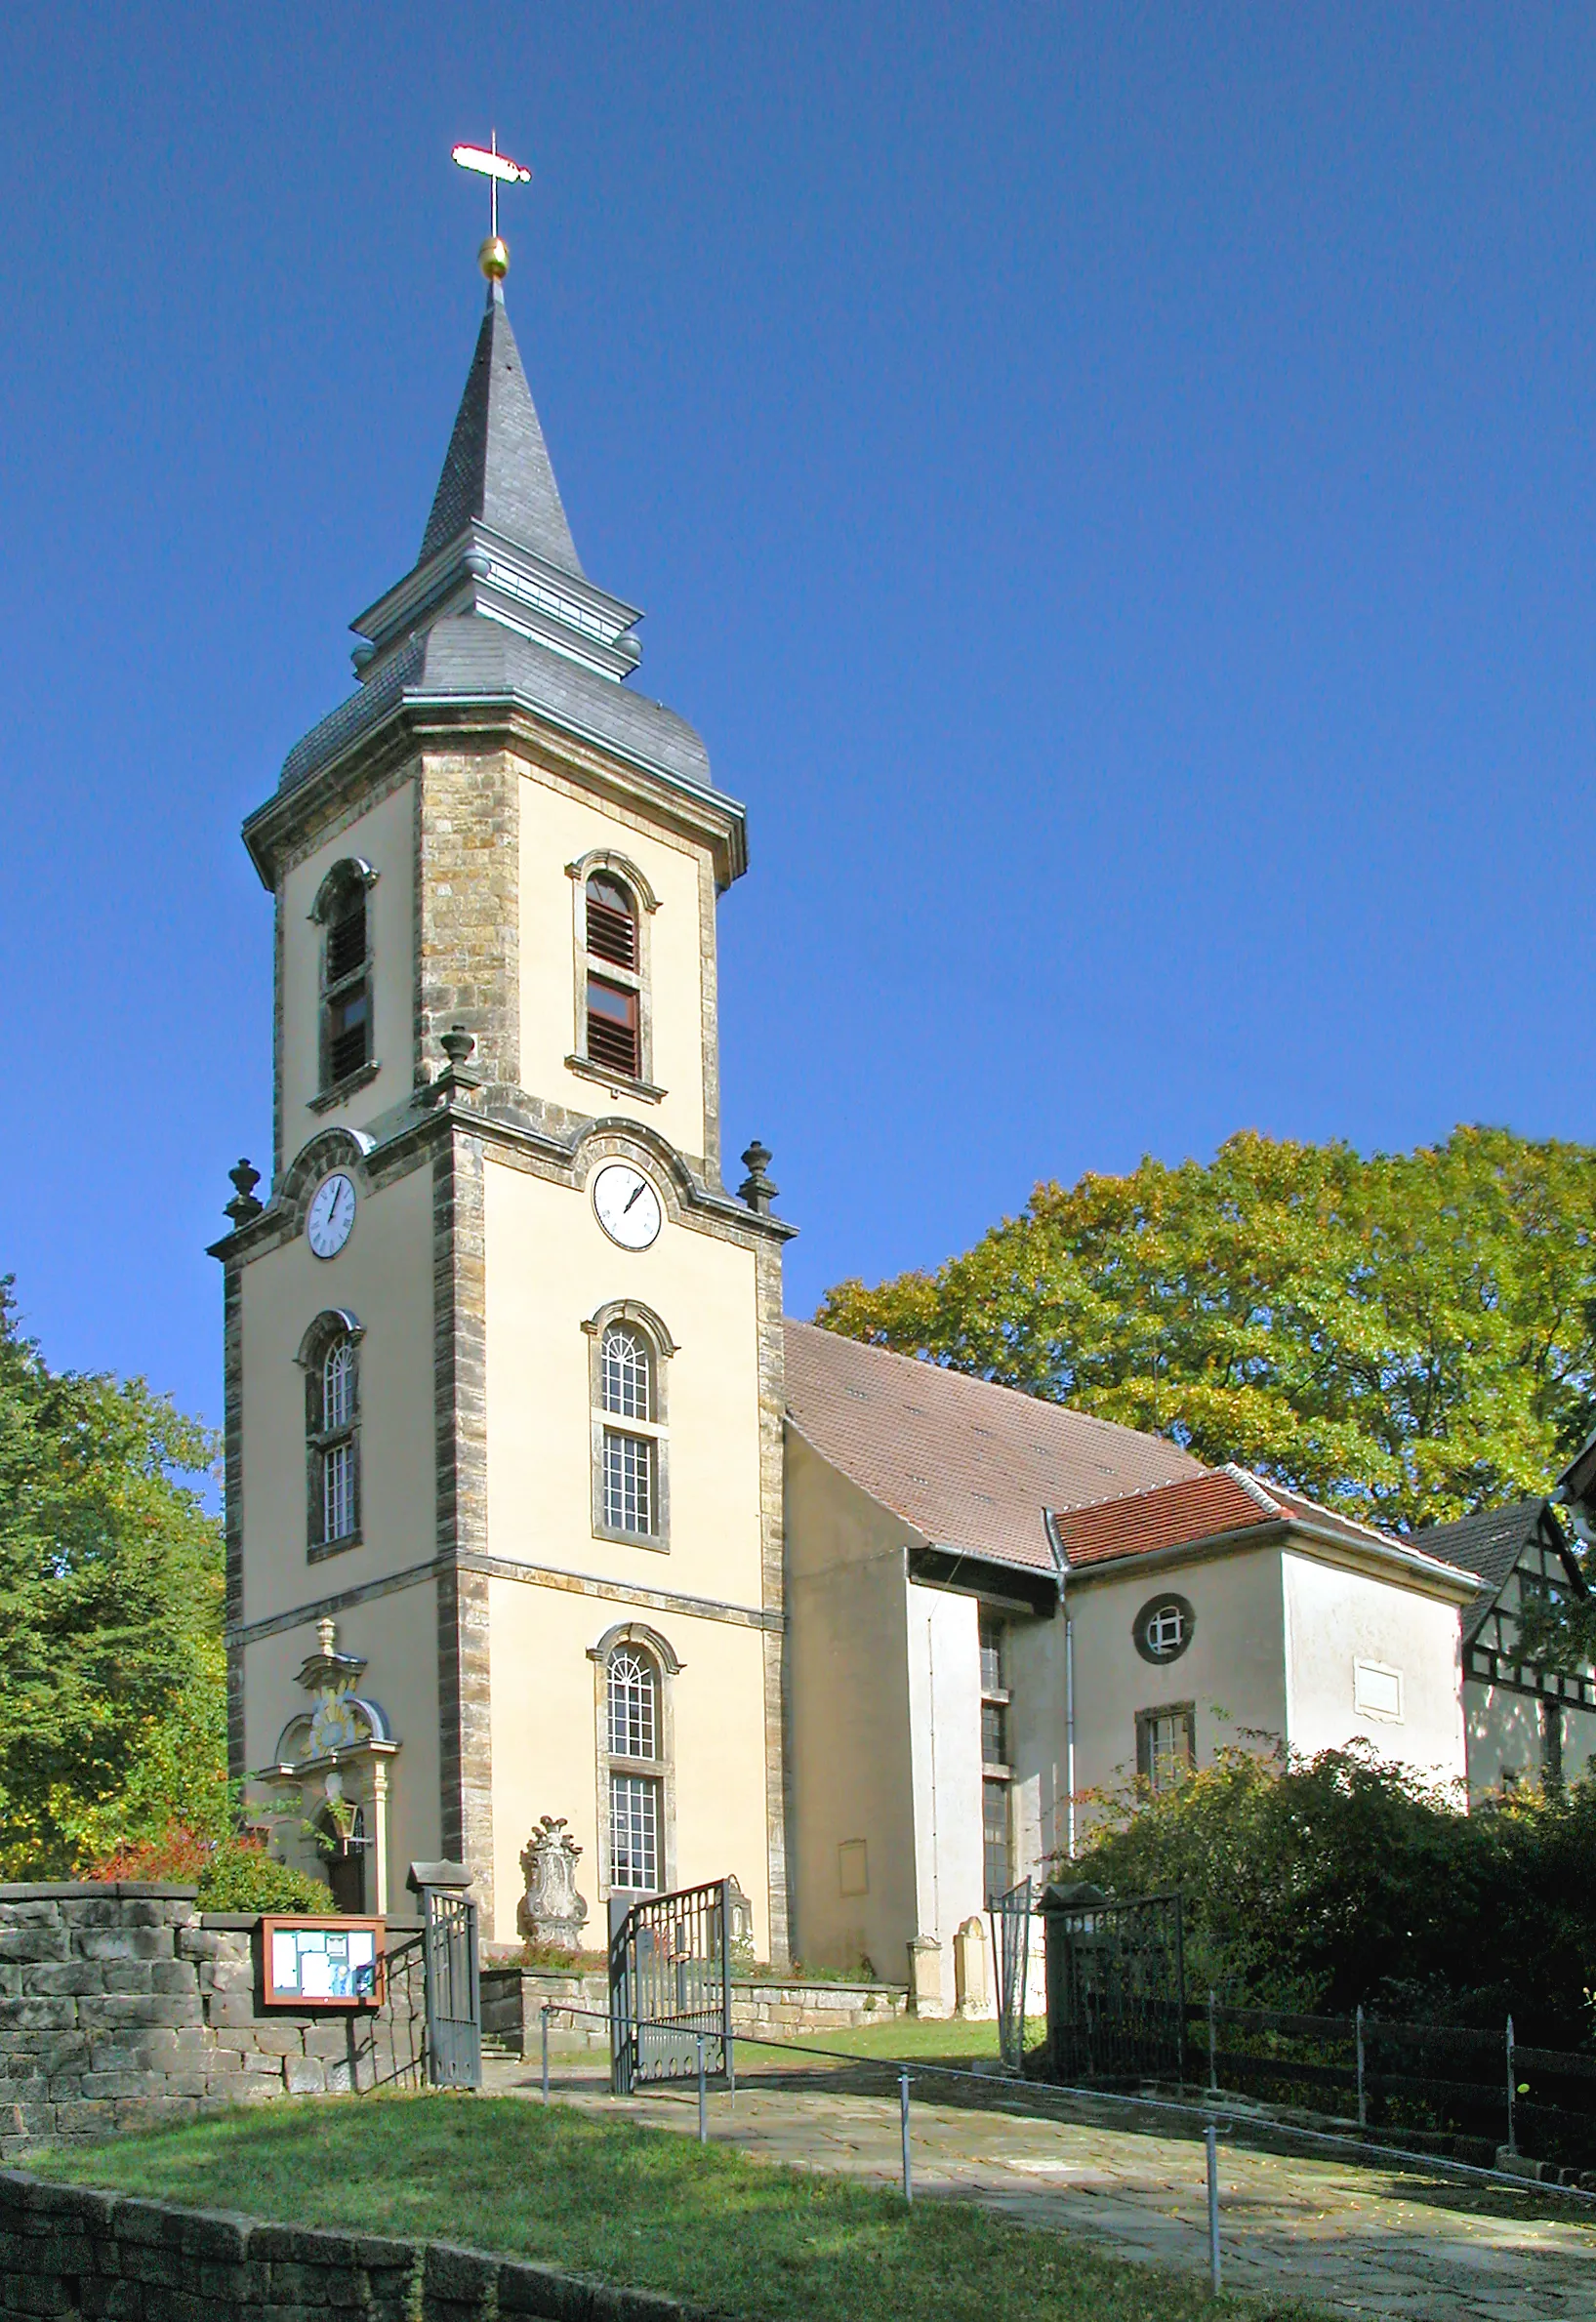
[311,859,379,1099]
[592,1623,680,1898]
[299,1310,364,1561]
[567,854,659,1095]
[586,1301,674,1547]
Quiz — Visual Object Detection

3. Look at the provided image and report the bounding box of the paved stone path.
[485,2049,1596,2318]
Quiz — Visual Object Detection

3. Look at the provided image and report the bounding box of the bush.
[1062,1741,1596,2045]
[88,1820,332,1915]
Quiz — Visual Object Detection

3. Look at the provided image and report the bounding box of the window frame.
[308,858,380,1110]
[591,1622,680,1901]
[564,851,666,1101]
[585,1300,675,1551]
[1134,1700,1196,1793]
[297,1309,365,1564]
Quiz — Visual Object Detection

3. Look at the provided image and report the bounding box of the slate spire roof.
[419,281,584,576]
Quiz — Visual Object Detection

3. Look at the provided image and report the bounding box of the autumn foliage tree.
[817,1127,1596,1531]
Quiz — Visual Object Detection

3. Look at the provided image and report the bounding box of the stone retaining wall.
[0,2172,711,2320]
[0,1884,425,2159]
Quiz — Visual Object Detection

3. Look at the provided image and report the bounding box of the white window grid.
[1145,1603,1186,1655]
[610,1772,660,1891]
[322,1439,355,1544]
[323,1338,355,1431]
[607,1650,657,1760]
[601,1326,651,1420]
[603,1429,654,1534]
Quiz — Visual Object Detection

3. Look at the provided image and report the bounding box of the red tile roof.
[1048,1465,1468,1578]
[783,1322,1204,1573]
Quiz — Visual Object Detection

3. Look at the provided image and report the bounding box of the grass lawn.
[32,2092,1323,2322]
[733,2016,1004,2070]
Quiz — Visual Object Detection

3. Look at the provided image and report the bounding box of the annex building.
[216,245,1550,1993]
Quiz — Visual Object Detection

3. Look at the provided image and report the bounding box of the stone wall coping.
[0,1881,201,1901]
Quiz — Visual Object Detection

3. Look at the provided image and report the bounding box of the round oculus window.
[1133,1593,1195,1665]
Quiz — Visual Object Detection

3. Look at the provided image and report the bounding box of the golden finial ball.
[478,235,510,282]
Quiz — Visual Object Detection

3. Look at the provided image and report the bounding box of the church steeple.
[419,282,584,578]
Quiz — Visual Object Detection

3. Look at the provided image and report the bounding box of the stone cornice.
[244,694,748,895]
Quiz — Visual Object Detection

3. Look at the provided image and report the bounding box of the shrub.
[88,1820,332,1915]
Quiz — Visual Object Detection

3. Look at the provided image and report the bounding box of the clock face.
[592,1162,663,1250]
[307,1172,357,1259]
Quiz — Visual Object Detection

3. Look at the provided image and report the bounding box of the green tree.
[817,1127,1596,1529]
[0,1279,227,1876]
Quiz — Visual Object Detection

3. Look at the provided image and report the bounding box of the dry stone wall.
[0,1884,424,2158]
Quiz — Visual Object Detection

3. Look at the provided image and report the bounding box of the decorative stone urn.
[519,1815,590,1946]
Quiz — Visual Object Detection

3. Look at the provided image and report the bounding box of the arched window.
[312,861,377,1095]
[301,1313,363,1559]
[588,1305,673,1546]
[602,1640,667,1894]
[567,855,659,1095]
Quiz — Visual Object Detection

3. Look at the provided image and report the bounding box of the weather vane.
[452,131,532,283]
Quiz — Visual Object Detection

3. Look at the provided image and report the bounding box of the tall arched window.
[301,1312,363,1559]
[585,876,639,1078]
[567,854,660,1096]
[312,860,377,1097]
[605,1643,662,1893]
[588,1304,673,1547]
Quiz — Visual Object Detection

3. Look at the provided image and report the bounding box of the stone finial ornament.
[739,1140,778,1216]
[225,1159,264,1228]
[440,1024,476,1067]
[519,1815,590,1947]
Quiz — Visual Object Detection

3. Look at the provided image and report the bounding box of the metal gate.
[609,1878,734,2097]
[1042,1884,1185,2086]
[408,1863,481,2091]
[990,1876,1032,2070]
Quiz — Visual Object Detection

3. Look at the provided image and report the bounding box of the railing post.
[900,2070,913,2204]
[720,1878,735,2098]
[1506,2015,1517,2157]
[1205,2123,1221,2295]
[697,2035,708,2143]
[1207,1989,1217,2095]
[1356,2005,1367,2131]
[541,2004,550,2103]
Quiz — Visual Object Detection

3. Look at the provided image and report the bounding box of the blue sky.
[1,3,1593,1437]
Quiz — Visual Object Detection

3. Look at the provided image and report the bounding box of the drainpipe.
[1065,1606,1078,1861]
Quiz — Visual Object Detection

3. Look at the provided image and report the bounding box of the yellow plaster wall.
[785,1433,918,1976]
[516,774,709,1159]
[481,1156,764,1612]
[238,1158,436,1626]
[1283,1551,1466,1780]
[486,1577,774,1952]
[279,778,416,1144]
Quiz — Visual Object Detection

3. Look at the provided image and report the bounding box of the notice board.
[259,1915,385,2008]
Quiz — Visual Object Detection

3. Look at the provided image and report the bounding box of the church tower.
[214,235,793,1958]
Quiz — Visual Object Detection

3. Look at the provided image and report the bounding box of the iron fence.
[609,1878,734,2096]
[1043,1887,1186,2085]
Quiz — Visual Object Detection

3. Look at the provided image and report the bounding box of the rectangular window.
[321,1440,356,1544]
[326,898,367,985]
[979,1616,1004,1695]
[981,1699,1009,1769]
[327,984,370,1082]
[982,1778,1010,1905]
[587,976,639,1077]
[603,1430,655,1534]
[610,1772,660,1891]
[1135,1703,1196,1792]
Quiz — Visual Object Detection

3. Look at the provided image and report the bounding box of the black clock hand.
[623,1181,645,1212]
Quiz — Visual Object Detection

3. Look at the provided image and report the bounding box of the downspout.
[1065,1605,1077,1862]
[1044,1512,1076,1863]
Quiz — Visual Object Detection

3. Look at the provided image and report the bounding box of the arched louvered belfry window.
[314,861,377,1094]
[587,1304,672,1546]
[301,1311,363,1559]
[585,875,640,1079]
